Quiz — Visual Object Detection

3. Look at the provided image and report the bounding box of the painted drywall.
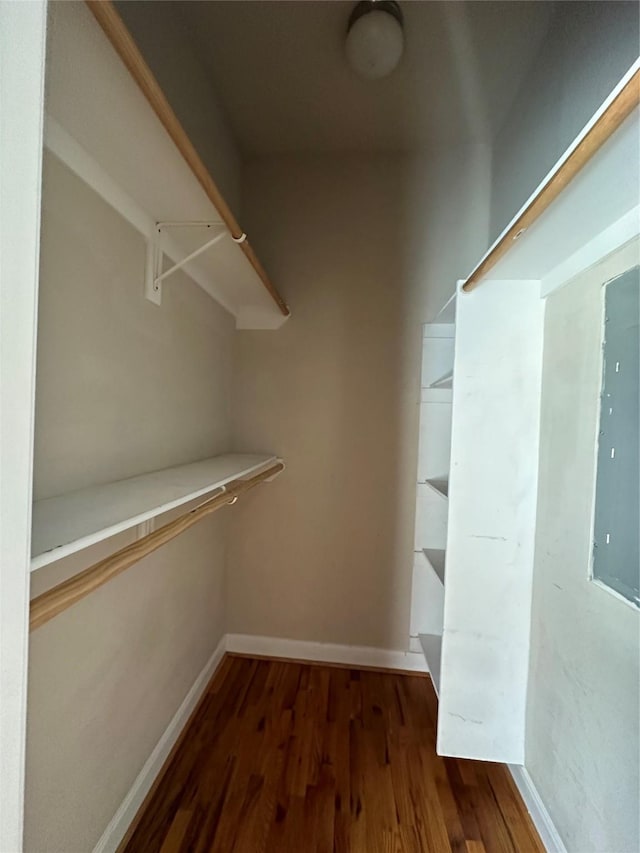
[490,1,640,241]
[114,0,242,217]
[527,240,640,853]
[32,155,234,500]
[24,154,234,852]
[227,148,490,650]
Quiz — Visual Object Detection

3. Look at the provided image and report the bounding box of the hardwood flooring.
[123,656,544,853]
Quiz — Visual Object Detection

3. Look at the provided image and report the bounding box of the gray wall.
[25,154,235,852]
[490,1,640,241]
[527,239,640,853]
[228,148,489,649]
[115,0,242,217]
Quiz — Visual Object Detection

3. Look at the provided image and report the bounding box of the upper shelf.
[463,62,640,294]
[45,1,289,330]
[31,453,279,572]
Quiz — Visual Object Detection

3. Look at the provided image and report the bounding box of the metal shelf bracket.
[144,221,226,305]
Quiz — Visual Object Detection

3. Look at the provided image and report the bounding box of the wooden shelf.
[31,453,278,571]
[425,478,449,500]
[419,633,442,696]
[424,549,445,586]
[45,2,288,329]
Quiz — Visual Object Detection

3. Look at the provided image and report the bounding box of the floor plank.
[123,656,545,853]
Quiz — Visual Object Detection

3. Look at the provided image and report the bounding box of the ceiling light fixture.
[345,1,404,81]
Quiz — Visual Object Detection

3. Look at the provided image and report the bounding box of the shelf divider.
[419,633,443,696]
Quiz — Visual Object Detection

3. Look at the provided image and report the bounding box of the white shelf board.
[31,453,277,571]
[428,370,453,390]
[466,65,640,291]
[419,633,443,696]
[424,549,445,586]
[44,2,287,330]
[425,478,449,500]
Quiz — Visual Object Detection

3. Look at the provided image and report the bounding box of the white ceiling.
[177,1,553,155]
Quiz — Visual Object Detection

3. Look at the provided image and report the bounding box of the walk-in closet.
[1,1,638,851]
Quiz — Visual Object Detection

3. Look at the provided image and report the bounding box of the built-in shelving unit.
[410,298,455,669]
[45,1,289,330]
[31,453,278,571]
[427,64,640,766]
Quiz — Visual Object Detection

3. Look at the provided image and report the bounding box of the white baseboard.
[225,633,429,673]
[93,635,227,853]
[509,764,567,853]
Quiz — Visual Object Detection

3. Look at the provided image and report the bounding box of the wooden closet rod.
[85,0,290,318]
[30,461,284,632]
[463,68,640,292]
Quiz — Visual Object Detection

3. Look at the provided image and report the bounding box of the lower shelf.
[419,633,442,697]
[31,453,278,571]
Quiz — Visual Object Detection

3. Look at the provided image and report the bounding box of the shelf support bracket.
[144,221,225,306]
[144,237,163,305]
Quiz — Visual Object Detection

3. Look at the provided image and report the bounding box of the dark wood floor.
[123,655,544,853]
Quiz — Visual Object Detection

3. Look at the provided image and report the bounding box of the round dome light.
[345,1,404,81]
